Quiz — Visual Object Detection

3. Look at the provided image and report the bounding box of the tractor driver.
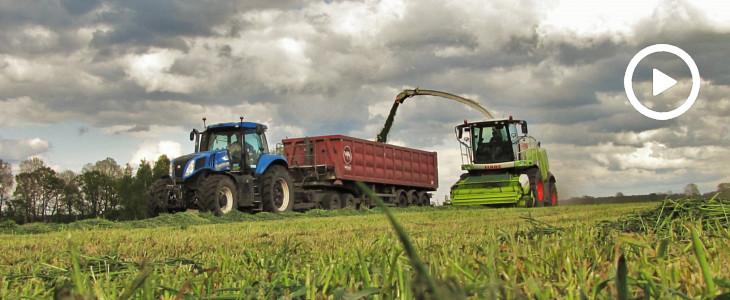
[227,139,259,171]
[489,127,512,162]
[227,140,242,170]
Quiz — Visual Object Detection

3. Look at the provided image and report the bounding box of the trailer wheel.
[147,178,171,218]
[417,192,430,206]
[200,175,237,216]
[343,193,357,209]
[547,181,558,206]
[396,189,408,207]
[262,165,294,213]
[323,193,342,210]
[407,190,419,207]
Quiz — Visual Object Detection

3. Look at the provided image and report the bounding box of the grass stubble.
[0,193,728,299]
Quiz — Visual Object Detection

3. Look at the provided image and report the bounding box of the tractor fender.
[255,154,289,175]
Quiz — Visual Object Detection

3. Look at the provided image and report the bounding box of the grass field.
[1,199,728,299]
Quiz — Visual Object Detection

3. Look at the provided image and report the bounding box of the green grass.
[1,200,729,299]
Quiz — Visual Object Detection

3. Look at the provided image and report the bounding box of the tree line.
[561,182,730,206]
[0,156,170,224]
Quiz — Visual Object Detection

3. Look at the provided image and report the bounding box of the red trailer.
[281,135,438,209]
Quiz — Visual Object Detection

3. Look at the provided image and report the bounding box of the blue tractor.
[147,118,294,216]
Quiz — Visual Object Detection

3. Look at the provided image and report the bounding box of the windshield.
[472,123,514,164]
[202,128,270,171]
[207,130,241,151]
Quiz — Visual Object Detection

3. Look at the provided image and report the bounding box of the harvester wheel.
[547,181,558,206]
[343,193,357,209]
[200,175,237,216]
[528,169,544,206]
[262,165,294,213]
[323,193,342,210]
[147,178,171,218]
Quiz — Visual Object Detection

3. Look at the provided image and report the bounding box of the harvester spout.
[376,88,495,144]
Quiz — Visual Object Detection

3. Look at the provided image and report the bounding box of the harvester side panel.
[282,135,438,190]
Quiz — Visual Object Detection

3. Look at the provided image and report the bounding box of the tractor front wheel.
[261,165,294,213]
[200,175,238,216]
[147,178,171,218]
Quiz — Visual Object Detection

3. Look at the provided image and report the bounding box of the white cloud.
[0,136,51,162]
[124,48,196,93]
[130,140,183,167]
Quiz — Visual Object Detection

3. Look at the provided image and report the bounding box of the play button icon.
[652,68,677,96]
[624,44,700,120]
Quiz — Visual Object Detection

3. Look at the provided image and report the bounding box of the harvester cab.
[452,117,557,207]
[147,118,294,217]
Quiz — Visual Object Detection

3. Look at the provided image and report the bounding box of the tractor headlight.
[184,159,196,177]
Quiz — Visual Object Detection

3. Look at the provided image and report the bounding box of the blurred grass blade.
[686,224,716,297]
[118,263,152,300]
[616,254,628,300]
[355,181,442,300]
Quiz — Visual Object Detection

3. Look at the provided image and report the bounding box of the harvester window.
[473,125,513,164]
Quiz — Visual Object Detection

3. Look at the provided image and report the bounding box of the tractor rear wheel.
[200,175,237,216]
[147,178,171,218]
[261,165,294,213]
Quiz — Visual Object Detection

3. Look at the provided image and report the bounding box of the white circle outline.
[623,44,700,120]
[343,145,352,164]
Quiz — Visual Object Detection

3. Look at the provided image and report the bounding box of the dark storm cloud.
[60,0,102,16]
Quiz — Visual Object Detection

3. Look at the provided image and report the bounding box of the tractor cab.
[455,117,540,172]
[196,123,269,172]
[175,120,273,181]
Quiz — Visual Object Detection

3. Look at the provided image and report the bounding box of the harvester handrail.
[516,136,539,161]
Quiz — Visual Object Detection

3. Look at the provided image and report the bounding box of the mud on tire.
[261,165,294,213]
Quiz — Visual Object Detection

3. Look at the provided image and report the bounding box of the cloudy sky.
[2,0,729,201]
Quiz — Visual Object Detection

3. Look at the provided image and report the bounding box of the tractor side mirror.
[521,122,528,134]
[256,124,265,135]
[190,129,200,153]
[190,129,199,141]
